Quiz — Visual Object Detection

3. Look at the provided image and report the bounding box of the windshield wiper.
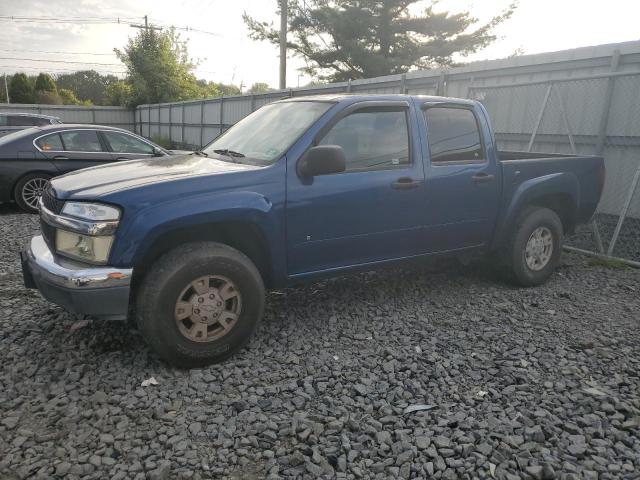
[192,150,209,157]
[213,148,245,158]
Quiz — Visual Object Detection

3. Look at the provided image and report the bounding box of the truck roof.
[279,93,478,106]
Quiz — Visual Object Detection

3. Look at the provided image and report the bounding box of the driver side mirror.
[152,147,164,157]
[297,145,346,178]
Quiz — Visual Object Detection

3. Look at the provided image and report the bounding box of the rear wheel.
[136,242,265,368]
[503,206,563,286]
[14,173,51,213]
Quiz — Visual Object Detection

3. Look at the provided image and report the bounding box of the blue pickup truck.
[21,94,605,367]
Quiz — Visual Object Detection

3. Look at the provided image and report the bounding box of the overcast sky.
[0,0,639,90]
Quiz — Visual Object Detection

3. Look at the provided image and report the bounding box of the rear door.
[420,103,500,252]
[39,129,114,173]
[286,101,426,276]
[100,130,161,161]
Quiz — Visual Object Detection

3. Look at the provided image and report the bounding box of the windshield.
[203,101,332,165]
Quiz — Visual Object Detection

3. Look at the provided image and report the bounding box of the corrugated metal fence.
[0,103,134,130]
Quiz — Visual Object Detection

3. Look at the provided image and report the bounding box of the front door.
[420,104,500,252]
[286,102,426,276]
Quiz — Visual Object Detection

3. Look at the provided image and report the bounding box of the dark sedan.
[0,124,188,212]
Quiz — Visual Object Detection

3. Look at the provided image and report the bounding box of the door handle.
[52,156,69,160]
[116,157,129,161]
[472,172,495,184]
[392,177,422,190]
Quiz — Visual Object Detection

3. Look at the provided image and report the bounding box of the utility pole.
[129,15,161,32]
[279,0,287,90]
[3,74,9,104]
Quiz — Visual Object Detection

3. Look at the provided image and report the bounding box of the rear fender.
[492,172,579,249]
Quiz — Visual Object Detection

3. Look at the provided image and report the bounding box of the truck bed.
[497,150,605,228]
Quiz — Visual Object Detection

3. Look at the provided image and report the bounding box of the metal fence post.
[148,106,151,137]
[436,71,447,96]
[527,83,553,152]
[553,86,577,154]
[91,108,96,125]
[200,100,205,148]
[400,74,407,94]
[607,163,640,256]
[250,94,256,113]
[346,79,352,93]
[169,104,173,145]
[595,50,621,155]
[220,95,225,136]
[181,103,185,146]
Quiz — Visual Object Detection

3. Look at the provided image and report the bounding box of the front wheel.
[503,206,563,286]
[14,173,51,213]
[136,242,265,368]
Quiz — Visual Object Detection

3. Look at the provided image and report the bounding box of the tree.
[35,73,57,93]
[115,27,204,106]
[244,0,517,82]
[59,88,91,106]
[105,80,134,106]
[56,70,118,105]
[9,73,35,104]
[247,82,272,94]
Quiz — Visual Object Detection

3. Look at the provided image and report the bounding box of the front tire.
[136,242,265,368]
[14,173,51,213]
[504,207,563,286]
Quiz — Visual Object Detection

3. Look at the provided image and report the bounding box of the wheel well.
[11,171,53,201]
[528,193,577,234]
[133,221,273,289]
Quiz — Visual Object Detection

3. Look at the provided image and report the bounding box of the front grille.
[40,217,56,252]
[41,187,64,214]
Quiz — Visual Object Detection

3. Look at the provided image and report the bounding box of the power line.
[0,65,126,74]
[0,57,123,67]
[0,48,117,57]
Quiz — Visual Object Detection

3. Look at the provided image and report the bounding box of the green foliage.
[245,0,517,81]
[215,83,242,96]
[105,80,134,107]
[247,82,272,94]
[58,88,92,106]
[9,73,35,104]
[35,73,57,93]
[56,70,118,105]
[35,91,62,105]
[150,134,173,149]
[115,27,205,106]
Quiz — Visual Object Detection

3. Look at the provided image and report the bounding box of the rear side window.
[0,115,7,126]
[424,107,484,163]
[8,115,48,127]
[60,130,103,152]
[319,107,410,171]
[36,133,63,151]
[103,131,155,154]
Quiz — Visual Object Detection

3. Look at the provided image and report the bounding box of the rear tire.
[503,206,563,286]
[136,242,265,368]
[14,173,51,213]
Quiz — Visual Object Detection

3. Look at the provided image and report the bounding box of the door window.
[103,131,155,155]
[319,107,409,171]
[424,107,484,163]
[0,115,7,126]
[59,130,104,152]
[36,133,64,151]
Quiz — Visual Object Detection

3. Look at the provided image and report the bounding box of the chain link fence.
[469,72,640,265]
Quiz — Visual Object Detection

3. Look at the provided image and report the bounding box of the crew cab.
[21,95,605,367]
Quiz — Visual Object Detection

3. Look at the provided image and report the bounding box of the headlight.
[62,202,120,221]
[56,230,114,264]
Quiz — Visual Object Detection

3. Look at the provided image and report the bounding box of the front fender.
[110,190,282,271]
[492,172,579,248]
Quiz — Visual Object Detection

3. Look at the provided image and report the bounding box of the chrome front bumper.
[22,236,133,320]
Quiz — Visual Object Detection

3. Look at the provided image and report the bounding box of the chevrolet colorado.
[21,95,605,367]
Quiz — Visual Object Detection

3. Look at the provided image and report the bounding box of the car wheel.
[504,206,563,286]
[14,173,51,213]
[136,242,265,368]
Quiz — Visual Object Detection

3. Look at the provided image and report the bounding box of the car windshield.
[202,101,333,165]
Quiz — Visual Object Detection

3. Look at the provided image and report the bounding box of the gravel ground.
[567,214,640,263]
[1,204,639,480]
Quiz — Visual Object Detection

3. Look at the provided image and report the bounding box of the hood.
[50,153,261,199]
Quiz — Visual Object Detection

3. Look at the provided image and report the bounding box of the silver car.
[0,113,62,137]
